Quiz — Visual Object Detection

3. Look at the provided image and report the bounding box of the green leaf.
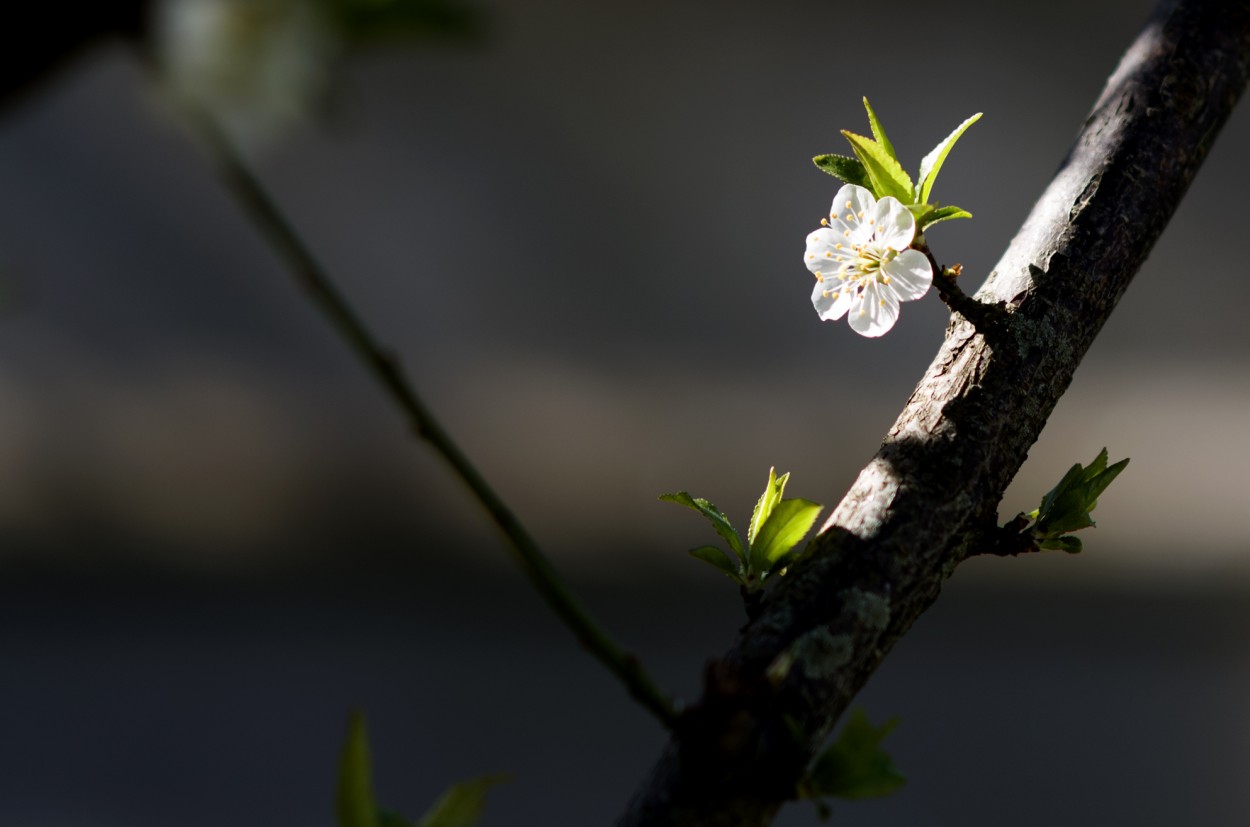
[660,492,747,563]
[805,709,905,801]
[916,205,973,232]
[1082,447,1110,480]
[1029,449,1129,546]
[415,774,510,827]
[749,498,823,572]
[1039,489,1097,534]
[1038,535,1083,554]
[1084,456,1130,505]
[861,97,897,160]
[380,813,415,827]
[916,112,982,205]
[812,154,871,189]
[1037,462,1085,524]
[842,131,914,203]
[748,467,789,546]
[337,711,379,827]
[688,545,744,580]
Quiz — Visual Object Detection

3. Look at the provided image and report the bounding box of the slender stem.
[186,107,678,727]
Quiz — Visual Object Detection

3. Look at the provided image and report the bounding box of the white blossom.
[804,184,932,337]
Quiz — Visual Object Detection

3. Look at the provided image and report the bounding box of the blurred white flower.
[154,0,339,148]
[804,184,932,337]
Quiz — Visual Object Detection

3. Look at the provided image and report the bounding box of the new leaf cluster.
[661,468,823,590]
[1024,448,1130,553]
[814,98,980,238]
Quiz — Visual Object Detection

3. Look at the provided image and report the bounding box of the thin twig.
[184,106,678,728]
[919,246,1009,338]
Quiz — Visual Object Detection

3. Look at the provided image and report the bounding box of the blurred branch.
[620,0,1250,823]
[180,105,678,729]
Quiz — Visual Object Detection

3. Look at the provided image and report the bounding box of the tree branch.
[619,1,1250,823]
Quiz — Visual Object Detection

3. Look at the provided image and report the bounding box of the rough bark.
[619,1,1250,824]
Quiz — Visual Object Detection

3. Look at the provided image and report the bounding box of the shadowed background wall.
[1,0,1248,824]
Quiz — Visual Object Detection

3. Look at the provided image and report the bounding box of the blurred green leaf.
[805,709,905,801]
[842,131,914,203]
[415,774,509,827]
[813,154,871,188]
[337,711,379,827]
[917,112,981,205]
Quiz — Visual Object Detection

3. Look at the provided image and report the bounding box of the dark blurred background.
[2,0,1249,824]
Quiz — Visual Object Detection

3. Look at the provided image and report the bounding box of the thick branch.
[620,1,1250,824]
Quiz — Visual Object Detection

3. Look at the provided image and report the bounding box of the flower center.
[838,241,896,291]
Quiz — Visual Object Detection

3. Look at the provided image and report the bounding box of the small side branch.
[972,513,1040,557]
[922,248,1010,339]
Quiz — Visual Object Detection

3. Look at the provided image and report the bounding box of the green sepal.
[660,492,747,563]
[916,205,973,231]
[841,131,915,203]
[917,112,982,205]
[337,711,379,827]
[688,545,744,581]
[812,154,872,189]
[803,709,905,801]
[749,498,823,573]
[748,467,789,546]
[861,97,897,161]
[415,774,510,827]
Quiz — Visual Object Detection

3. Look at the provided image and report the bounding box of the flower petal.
[812,276,854,321]
[882,249,932,302]
[871,196,916,251]
[804,227,846,276]
[848,280,900,337]
[828,184,877,245]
